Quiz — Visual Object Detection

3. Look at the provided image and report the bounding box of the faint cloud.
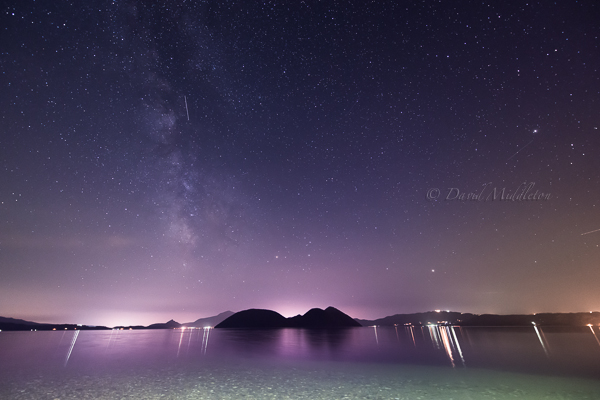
[104,235,138,248]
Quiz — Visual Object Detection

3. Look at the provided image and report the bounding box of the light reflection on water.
[589,325,600,348]
[1,326,600,399]
[2,326,600,373]
[64,329,80,366]
[533,323,550,357]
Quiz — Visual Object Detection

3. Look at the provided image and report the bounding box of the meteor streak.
[581,228,600,236]
[506,139,534,162]
[184,95,190,121]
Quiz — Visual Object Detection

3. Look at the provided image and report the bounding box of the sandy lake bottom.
[2,359,600,400]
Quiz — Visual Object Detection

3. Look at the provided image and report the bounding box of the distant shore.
[2,310,599,331]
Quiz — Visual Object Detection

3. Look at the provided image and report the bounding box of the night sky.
[1,1,599,327]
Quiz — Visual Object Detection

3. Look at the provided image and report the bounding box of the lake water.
[1,325,600,399]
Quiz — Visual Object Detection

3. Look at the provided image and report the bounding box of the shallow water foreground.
[3,360,600,400]
[1,327,600,399]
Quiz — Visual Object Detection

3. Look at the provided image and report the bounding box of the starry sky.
[1,1,599,327]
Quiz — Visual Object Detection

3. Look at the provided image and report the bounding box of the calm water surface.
[1,326,600,399]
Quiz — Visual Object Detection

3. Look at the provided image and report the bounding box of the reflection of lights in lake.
[588,324,600,348]
[451,326,465,366]
[187,327,193,353]
[428,325,441,349]
[201,327,211,354]
[105,329,118,353]
[439,326,455,367]
[370,326,379,345]
[532,322,549,357]
[64,330,80,366]
[407,326,416,348]
[177,327,185,357]
[427,325,465,368]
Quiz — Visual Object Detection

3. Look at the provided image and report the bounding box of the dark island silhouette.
[215,306,362,329]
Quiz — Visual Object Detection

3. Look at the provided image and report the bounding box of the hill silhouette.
[215,306,361,329]
[215,309,288,328]
[355,311,600,327]
[146,319,182,329]
[184,311,235,328]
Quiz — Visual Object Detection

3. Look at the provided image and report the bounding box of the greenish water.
[1,326,599,399]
